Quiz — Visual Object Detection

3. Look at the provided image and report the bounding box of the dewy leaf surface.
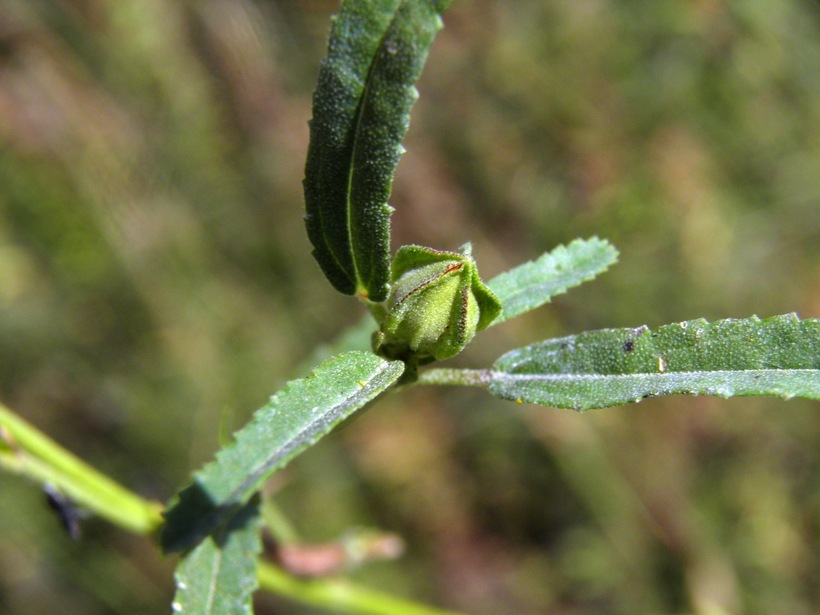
[172,498,261,615]
[490,314,819,410]
[304,0,450,301]
[487,237,618,326]
[162,352,404,552]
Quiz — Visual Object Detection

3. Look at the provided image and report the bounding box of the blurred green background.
[0,0,817,613]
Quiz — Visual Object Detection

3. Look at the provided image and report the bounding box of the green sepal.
[375,244,501,365]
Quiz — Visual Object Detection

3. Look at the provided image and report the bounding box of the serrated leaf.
[304,0,450,301]
[172,497,261,615]
[489,314,819,410]
[487,237,619,326]
[162,352,404,553]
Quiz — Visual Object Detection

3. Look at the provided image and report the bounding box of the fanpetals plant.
[0,1,816,614]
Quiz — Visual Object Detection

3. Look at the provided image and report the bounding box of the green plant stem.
[364,298,388,324]
[414,368,492,388]
[262,496,300,544]
[0,402,163,535]
[257,561,461,615]
[1,402,456,613]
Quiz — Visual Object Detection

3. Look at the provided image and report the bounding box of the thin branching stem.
[0,402,163,535]
[1,401,457,614]
[257,562,462,615]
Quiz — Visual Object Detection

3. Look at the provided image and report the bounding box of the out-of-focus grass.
[0,1,817,613]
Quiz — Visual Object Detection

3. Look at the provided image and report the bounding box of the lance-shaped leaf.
[304,0,450,301]
[487,237,619,326]
[172,497,261,615]
[489,314,819,410]
[162,352,404,552]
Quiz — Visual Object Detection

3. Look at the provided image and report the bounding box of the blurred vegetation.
[0,0,817,613]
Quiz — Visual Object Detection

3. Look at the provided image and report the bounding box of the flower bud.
[375,244,502,365]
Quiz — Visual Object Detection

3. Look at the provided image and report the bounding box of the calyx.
[374,243,502,366]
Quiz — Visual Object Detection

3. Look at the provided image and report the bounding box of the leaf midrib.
[205,543,223,614]
[341,2,406,297]
[493,368,819,381]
